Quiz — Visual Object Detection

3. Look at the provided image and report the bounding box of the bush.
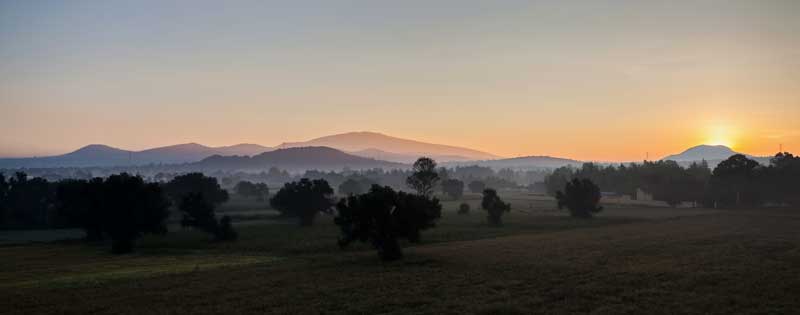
[482,189,510,226]
[556,178,603,218]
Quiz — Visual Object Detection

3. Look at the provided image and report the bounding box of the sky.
[1,0,799,161]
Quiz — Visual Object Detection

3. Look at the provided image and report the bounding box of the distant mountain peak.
[662,144,739,162]
[74,144,124,151]
[277,131,499,160]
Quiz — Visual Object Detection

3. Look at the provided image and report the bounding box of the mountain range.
[0,132,497,168]
[0,143,273,168]
[278,132,499,162]
[0,131,775,170]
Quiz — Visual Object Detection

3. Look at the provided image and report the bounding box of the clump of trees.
[165,173,236,241]
[0,173,55,228]
[441,179,464,200]
[556,178,603,218]
[163,173,229,206]
[543,152,800,209]
[406,157,440,197]
[57,173,171,253]
[334,185,442,261]
[234,180,269,201]
[458,203,471,215]
[270,178,334,226]
[482,189,511,226]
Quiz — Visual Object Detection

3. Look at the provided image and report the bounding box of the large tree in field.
[481,189,511,226]
[165,173,234,239]
[406,157,440,197]
[556,178,603,218]
[163,173,229,206]
[102,173,171,254]
[178,192,237,241]
[441,178,464,200]
[335,185,441,261]
[55,178,106,241]
[709,154,762,207]
[766,152,800,207]
[270,178,334,226]
[3,172,55,227]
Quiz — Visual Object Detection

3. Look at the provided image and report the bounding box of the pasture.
[1,192,798,314]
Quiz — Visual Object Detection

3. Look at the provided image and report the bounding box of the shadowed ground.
[1,207,798,314]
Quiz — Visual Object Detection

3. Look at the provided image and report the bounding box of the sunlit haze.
[1,1,798,161]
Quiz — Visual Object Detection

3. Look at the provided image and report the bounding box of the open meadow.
[1,192,798,314]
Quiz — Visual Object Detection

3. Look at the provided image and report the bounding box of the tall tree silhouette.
[406,157,440,197]
[482,189,511,226]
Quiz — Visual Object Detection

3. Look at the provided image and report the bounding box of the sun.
[704,124,737,148]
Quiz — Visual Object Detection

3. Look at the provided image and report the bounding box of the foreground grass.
[2,203,797,314]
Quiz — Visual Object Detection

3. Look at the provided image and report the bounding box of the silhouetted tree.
[458,202,471,215]
[335,185,442,261]
[55,178,105,240]
[556,178,603,218]
[767,152,800,206]
[468,180,486,194]
[270,178,334,226]
[3,172,54,227]
[441,178,464,199]
[178,192,237,241]
[544,167,573,196]
[708,154,763,207]
[179,192,217,231]
[0,173,7,225]
[102,173,171,254]
[406,157,440,197]
[164,173,229,206]
[482,189,510,226]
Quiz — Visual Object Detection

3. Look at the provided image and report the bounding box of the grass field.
[1,193,798,314]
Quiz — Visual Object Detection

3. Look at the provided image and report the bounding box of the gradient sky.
[1,0,799,161]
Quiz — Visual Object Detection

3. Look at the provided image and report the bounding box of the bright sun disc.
[705,124,736,148]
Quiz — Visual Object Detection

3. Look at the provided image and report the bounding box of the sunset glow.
[1,1,798,161]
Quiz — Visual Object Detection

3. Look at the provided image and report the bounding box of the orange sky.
[1,1,798,161]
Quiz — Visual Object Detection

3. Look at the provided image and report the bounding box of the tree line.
[1,156,608,262]
[544,152,800,208]
[1,172,238,253]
